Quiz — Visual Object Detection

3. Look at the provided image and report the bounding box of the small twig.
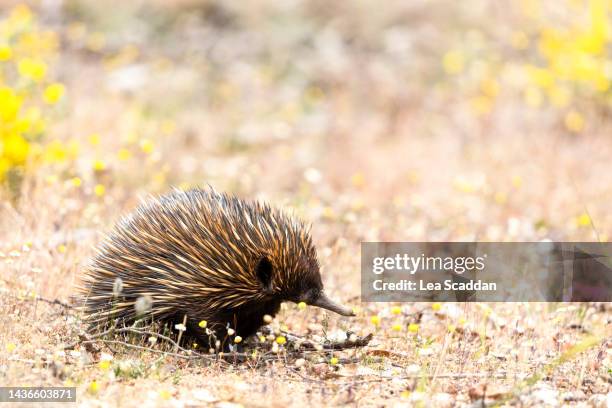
[65,321,120,350]
[34,295,75,309]
[2,291,75,311]
[78,339,205,360]
[263,327,373,351]
[289,367,323,383]
[67,326,193,355]
[120,328,191,354]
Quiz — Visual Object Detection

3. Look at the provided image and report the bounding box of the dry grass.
[0,1,611,406]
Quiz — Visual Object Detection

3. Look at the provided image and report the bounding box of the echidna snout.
[303,291,354,316]
[80,188,354,346]
[316,293,354,316]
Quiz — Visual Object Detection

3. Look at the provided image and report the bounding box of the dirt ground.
[0,1,611,406]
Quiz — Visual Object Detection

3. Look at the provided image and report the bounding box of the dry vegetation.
[0,0,611,406]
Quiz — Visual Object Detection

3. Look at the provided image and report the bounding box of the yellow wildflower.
[0,45,12,61]
[140,139,154,154]
[0,87,22,121]
[576,213,591,227]
[3,134,30,164]
[10,4,33,26]
[470,95,493,115]
[43,140,69,163]
[94,184,105,197]
[511,175,523,189]
[494,192,507,204]
[17,58,47,82]
[88,133,101,146]
[351,172,365,188]
[480,78,499,98]
[92,159,106,171]
[43,83,65,104]
[527,66,554,89]
[442,50,465,74]
[98,360,111,371]
[88,381,99,394]
[117,148,131,161]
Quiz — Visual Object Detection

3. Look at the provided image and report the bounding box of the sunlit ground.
[0,1,611,406]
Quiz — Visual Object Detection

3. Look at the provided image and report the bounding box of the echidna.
[80,188,353,347]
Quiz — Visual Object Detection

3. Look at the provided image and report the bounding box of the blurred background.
[1,0,611,299]
[0,3,611,404]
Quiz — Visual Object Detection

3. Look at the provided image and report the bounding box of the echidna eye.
[255,256,273,292]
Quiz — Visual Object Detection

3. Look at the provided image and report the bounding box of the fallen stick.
[262,327,373,351]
